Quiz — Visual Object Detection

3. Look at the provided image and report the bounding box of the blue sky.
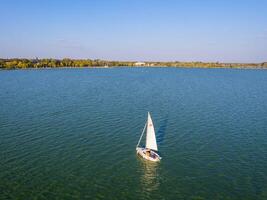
[0,0,267,62]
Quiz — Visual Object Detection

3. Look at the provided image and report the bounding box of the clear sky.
[1,0,267,62]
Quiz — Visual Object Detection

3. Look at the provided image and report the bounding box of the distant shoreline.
[1,66,267,71]
[1,58,267,70]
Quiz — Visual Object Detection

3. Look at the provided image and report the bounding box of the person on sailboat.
[146,149,151,157]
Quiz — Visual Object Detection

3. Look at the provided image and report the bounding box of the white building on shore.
[134,62,146,66]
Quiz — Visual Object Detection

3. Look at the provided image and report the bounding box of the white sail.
[145,112,158,151]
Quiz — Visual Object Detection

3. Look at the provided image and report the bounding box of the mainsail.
[145,112,158,151]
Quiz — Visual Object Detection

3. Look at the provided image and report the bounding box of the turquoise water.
[1,67,267,200]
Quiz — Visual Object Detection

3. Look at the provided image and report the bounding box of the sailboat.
[136,112,161,162]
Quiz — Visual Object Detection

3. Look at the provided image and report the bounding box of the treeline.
[0,58,135,69]
[0,58,267,69]
[155,61,267,68]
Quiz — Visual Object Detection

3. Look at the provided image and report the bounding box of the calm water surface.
[1,68,267,200]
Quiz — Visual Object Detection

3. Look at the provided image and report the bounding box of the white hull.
[136,147,161,162]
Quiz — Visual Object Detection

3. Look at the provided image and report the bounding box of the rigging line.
[136,122,147,148]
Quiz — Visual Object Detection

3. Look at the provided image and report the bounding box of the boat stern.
[136,147,161,162]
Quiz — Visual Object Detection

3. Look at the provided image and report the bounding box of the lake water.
[1,67,267,200]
